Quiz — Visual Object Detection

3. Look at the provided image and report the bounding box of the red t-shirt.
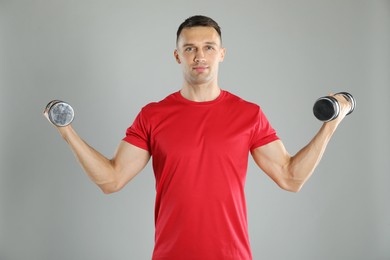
[123,90,279,260]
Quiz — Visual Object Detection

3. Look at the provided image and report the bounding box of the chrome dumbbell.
[45,100,74,127]
[313,92,355,122]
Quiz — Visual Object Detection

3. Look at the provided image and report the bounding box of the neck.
[180,82,221,102]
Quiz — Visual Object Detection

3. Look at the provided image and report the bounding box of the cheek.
[182,55,194,64]
[209,53,222,64]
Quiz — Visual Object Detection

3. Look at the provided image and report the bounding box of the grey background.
[1,0,389,259]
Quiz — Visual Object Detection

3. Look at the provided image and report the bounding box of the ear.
[219,47,226,62]
[174,49,181,64]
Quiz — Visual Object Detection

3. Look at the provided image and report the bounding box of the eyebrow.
[182,42,218,47]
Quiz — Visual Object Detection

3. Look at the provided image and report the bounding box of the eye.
[185,47,195,52]
[206,46,215,51]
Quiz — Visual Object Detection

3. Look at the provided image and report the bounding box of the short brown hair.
[176,15,222,45]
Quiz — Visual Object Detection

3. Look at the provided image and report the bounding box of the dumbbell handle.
[313,92,355,122]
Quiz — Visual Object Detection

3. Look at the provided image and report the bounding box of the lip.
[193,66,209,72]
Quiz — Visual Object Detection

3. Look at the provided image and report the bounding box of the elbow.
[278,167,312,192]
[101,187,117,195]
[99,182,122,195]
[282,183,303,193]
[98,171,136,194]
[278,175,305,193]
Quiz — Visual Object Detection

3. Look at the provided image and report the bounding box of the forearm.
[57,125,116,187]
[287,122,338,189]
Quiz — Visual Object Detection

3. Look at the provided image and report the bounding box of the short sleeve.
[123,109,150,152]
[250,107,279,151]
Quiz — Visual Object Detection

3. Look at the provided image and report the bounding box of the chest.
[149,105,257,159]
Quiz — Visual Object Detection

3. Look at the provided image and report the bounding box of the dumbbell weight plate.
[47,101,74,127]
[313,96,340,122]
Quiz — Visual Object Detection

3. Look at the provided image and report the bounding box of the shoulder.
[223,90,261,111]
[138,92,180,115]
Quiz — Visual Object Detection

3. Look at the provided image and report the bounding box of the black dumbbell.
[45,100,74,127]
[313,92,355,122]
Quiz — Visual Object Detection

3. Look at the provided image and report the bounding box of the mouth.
[193,66,209,73]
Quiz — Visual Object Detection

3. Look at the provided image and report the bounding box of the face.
[174,26,226,86]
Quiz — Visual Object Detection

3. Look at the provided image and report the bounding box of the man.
[45,15,351,260]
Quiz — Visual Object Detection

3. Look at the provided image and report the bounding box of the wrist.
[322,120,338,135]
[57,124,74,141]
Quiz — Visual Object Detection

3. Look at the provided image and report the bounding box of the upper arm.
[103,141,151,193]
[251,140,293,190]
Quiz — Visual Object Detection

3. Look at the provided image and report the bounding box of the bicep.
[111,141,151,189]
[251,140,292,187]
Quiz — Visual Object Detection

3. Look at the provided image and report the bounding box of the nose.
[194,50,205,63]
